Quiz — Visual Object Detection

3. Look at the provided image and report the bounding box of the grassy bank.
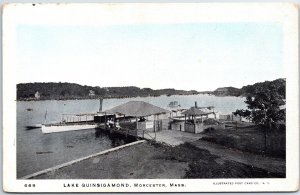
[201,124,286,158]
[150,142,285,178]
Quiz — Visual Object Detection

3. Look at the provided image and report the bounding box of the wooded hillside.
[17,78,286,100]
[16,82,198,100]
[212,78,286,98]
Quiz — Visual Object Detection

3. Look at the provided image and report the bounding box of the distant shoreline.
[16,93,216,102]
[16,78,285,101]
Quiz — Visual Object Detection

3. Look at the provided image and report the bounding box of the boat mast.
[44,109,48,124]
[99,98,103,112]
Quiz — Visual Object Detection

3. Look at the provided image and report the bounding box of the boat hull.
[26,124,42,130]
[41,124,98,134]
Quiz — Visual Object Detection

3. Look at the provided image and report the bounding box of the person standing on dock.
[116,120,121,130]
[106,119,111,127]
[108,118,114,128]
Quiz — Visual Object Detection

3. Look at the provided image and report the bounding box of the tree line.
[17,78,285,101]
[16,82,198,100]
[212,78,286,98]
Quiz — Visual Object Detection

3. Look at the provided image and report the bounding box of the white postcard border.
[2,3,299,192]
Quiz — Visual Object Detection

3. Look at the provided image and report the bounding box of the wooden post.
[154,120,156,132]
[114,114,116,128]
[104,112,107,128]
[193,115,196,133]
[99,98,103,112]
[184,114,187,131]
[136,117,138,130]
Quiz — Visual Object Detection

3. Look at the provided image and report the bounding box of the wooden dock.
[96,124,157,141]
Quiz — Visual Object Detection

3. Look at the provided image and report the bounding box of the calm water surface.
[17,94,246,178]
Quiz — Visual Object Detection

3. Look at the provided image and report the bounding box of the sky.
[16,23,283,91]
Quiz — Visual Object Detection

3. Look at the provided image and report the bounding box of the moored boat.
[41,122,98,134]
[41,112,105,134]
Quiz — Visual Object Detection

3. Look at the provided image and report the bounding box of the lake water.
[17,94,246,178]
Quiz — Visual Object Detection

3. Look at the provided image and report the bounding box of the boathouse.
[171,106,225,133]
[104,101,170,132]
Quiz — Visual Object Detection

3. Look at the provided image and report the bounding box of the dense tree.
[234,81,285,129]
[233,81,286,155]
[241,78,286,99]
[213,78,286,97]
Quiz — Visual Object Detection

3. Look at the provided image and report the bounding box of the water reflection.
[95,129,104,138]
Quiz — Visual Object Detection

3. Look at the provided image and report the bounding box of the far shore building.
[34,91,40,100]
[89,90,95,97]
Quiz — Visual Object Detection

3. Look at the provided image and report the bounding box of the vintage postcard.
[2,3,299,192]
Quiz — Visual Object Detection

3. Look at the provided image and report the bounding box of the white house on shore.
[89,90,95,97]
[34,91,40,99]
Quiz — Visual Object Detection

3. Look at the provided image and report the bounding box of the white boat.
[168,101,181,108]
[41,112,103,134]
[41,123,98,134]
[41,99,108,134]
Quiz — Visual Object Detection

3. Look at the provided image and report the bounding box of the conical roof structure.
[104,101,170,117]
[182,107,212,116]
